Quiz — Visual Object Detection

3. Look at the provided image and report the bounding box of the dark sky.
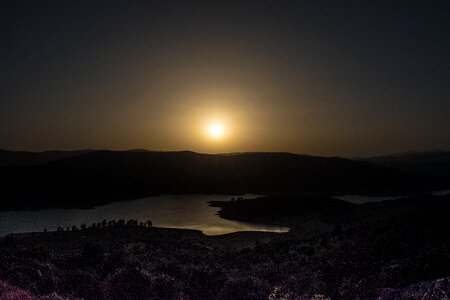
[1,0,449,156]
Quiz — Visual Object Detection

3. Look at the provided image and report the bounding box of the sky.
[1,0,449,156]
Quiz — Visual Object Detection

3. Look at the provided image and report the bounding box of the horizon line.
[1,148,449,159]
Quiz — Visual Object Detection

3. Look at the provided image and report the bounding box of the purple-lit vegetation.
[1,195,449,299]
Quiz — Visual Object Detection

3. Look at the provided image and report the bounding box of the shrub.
[103,268,180,300]
[217,275,272,300]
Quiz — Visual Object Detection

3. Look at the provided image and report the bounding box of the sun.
[207,123,226,139]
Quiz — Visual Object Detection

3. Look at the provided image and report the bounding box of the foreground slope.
[0,194,449,299]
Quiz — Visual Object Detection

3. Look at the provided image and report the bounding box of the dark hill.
[0,150,443,210]
[0,149,93,166]
[357,150,450,183]
[357,150,450,164]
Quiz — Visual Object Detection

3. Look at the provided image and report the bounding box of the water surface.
[335,189,450,204]
[334,195,404,204]
[431,189,450,196]
[0,194,289,236]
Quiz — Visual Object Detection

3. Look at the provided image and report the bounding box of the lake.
[334,195,404,204]
[0,194,289,236]
[335,189,450,204]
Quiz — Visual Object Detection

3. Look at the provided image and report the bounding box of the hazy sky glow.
[1,1,449,156]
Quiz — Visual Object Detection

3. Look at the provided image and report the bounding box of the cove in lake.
[334,195,404,204]
[335,190,450,204]
[0,194,289,236]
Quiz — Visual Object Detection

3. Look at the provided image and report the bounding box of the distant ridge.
[355,150,450,164]
[0,149,94,167]
[356,150,450,183]
[1,150,447,211]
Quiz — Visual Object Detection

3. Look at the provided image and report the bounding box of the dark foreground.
[1,194,449,299]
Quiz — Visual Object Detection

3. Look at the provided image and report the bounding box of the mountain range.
[0,149,448,210]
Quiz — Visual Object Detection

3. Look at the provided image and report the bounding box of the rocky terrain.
[0,194,449,299]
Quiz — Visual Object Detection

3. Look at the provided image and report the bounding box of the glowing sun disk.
[208,123,225,139]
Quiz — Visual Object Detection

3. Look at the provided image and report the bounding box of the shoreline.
[1,194,449,299]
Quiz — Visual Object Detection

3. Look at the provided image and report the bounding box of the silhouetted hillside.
[0,150,443,210]
[357,151,450,183]
[0,149,93,167]
[358,150,450,164]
